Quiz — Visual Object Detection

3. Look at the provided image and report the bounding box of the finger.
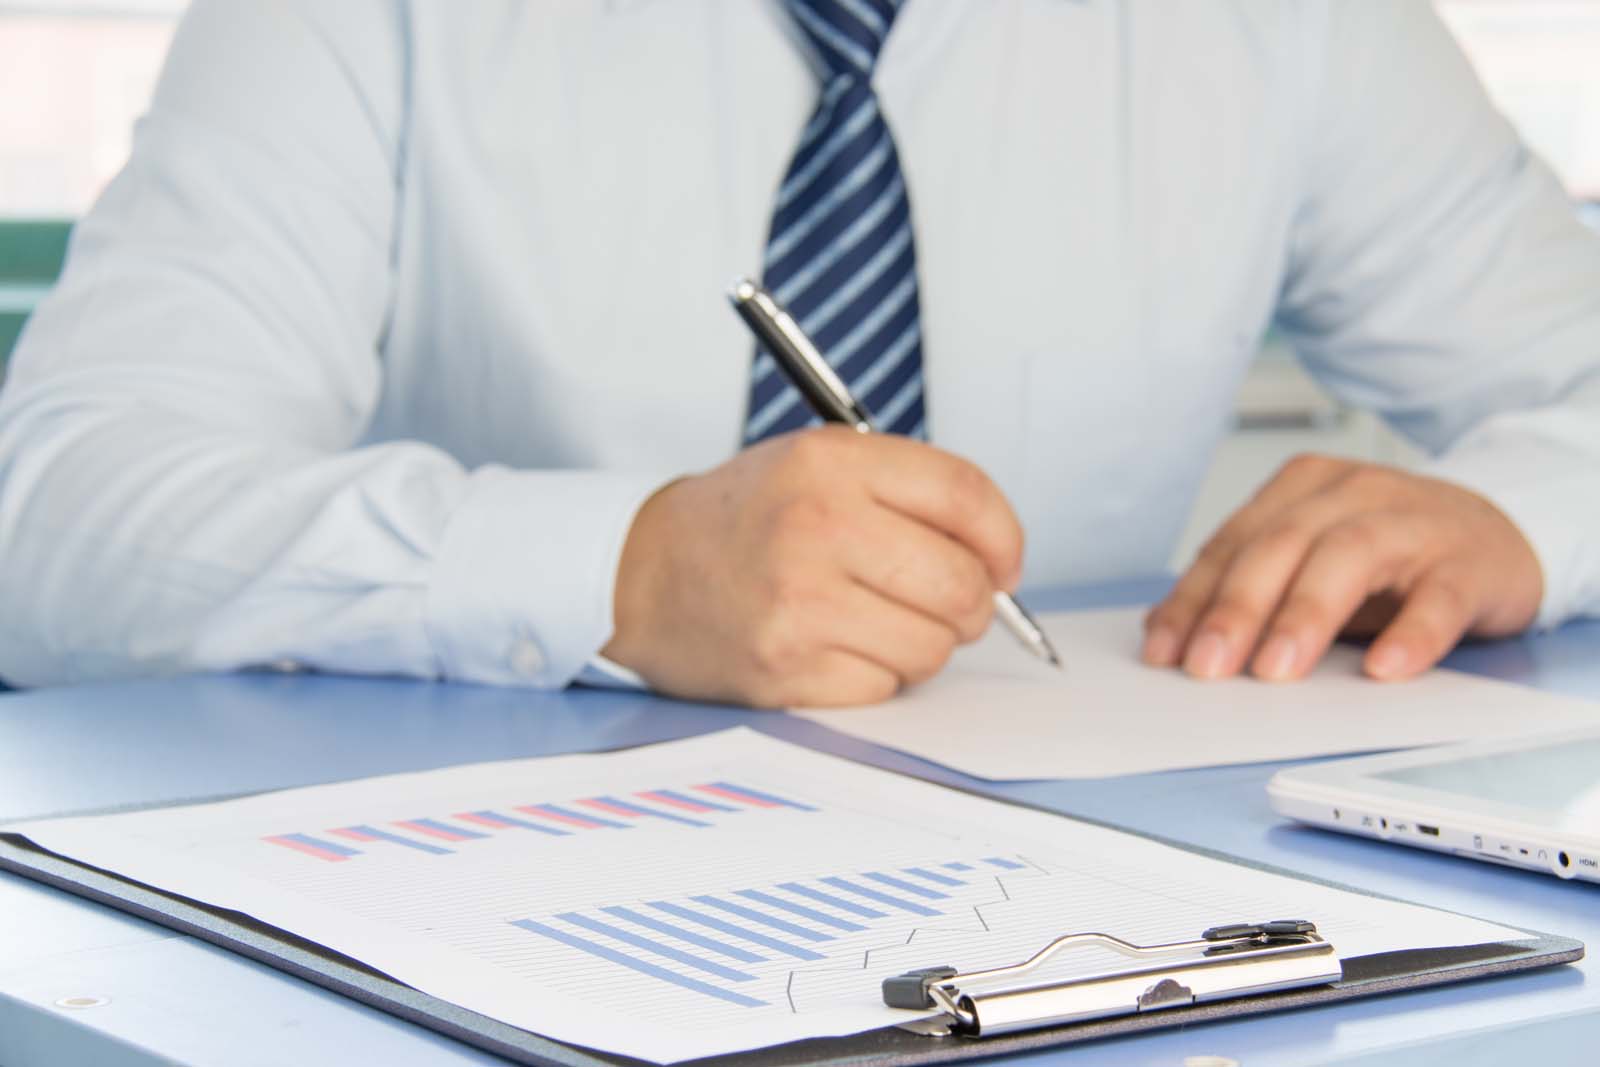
[1143,455,1351,666]
[1249,516,1424,681]
[777,649,901,709]
[1173,492,1384,679]
[841,506,995,641]
[824,582,961,687]
[850,434,1025,591]
[1363,569,1477,681]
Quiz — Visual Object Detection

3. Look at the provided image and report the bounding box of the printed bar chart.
[510,855,1013,1009]
[262,782,816,862]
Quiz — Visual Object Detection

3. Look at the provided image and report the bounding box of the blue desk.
[3,580,1597,1066]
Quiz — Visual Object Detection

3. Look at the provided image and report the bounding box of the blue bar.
[590,796,710,829]
[410,817,489,840]
[904,866,964,887]
[602,905,766,963]
[691,894,834,942]
[984,857,1027,871]
[777,881,887,919]
[468,810,568,836]
[344,825,452,855]
[556,913,756,982]
[864,871,948,900]
[535,803,630,829]
[648,901,825,961]
[944,862,975,872]
[653,788,738,812]
[511,920,765,1008]
[280,833,359,857]
[735,889,865,932]
[820,876,940,917]
[709,782,818,812]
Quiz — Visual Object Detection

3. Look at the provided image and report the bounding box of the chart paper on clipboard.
[4,729,1536,1063]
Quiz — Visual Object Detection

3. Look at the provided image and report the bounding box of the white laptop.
[1268,727,1600,884]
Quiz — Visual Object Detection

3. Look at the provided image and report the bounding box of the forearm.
[0,392,661,687]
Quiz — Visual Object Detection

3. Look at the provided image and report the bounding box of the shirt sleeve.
[1275,1,1600,627]
[0,0,662,687]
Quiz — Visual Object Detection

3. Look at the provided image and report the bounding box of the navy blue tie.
[744,0,927,444]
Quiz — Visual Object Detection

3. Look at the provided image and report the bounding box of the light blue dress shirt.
[2,0,1599,689]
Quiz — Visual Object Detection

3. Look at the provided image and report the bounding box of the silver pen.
[728,278,1063,669]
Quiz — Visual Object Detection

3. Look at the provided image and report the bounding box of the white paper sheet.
[11,730,1522,1063]
[794,608,1600,780]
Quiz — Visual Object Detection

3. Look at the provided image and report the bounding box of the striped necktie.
[744,0,926,444]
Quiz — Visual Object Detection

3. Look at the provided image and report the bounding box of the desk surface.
[3,579,1597,1067]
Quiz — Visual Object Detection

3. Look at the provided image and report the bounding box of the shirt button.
[508,639,546,679]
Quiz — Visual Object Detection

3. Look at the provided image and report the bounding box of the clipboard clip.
[882,919,1342,1038]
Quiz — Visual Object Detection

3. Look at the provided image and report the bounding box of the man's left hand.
[1142,455,1543,682]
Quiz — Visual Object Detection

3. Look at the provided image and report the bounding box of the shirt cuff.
[1422,415,1600,630]
[574,653,650,691]
[423,466,667,687]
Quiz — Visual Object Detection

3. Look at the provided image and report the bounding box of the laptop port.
[1417,825,1440,837]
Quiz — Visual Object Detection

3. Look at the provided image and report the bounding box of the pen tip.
[727,277,759,303]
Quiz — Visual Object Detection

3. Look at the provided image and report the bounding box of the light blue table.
[3,579,1597,1066]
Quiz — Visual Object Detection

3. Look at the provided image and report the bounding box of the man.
[0,0,1596,706]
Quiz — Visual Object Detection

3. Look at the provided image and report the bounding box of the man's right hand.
[602,427,1024,708]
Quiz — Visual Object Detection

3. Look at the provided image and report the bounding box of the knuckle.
[1148,590,1203,631]
[1279,452,1338,480]
[1320,517,1382,557]
[1275,592,1337,632]
[747,628,797,680]
[1256,519,1313,558]
[778,426,847,476]
[943,459,993,518]
[1201,596,1263,636]
[1144,603,1180,632]
[1197,529,1241,567]
[747,605,812,679]
[1341,464,1400,500]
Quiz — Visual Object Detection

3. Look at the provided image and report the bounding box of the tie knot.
[787,0,902,79]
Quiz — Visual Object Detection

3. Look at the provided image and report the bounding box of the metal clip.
[883,919,1340,1038]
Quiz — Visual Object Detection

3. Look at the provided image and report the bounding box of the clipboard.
[0,769,1582,1067]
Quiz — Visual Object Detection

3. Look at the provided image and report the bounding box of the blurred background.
[2,0,1598,559]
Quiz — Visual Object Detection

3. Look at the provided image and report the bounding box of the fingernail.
[1367,643,1409,680]
[1143,626,1180,666]
[1255,634,1299,681]
[1185,632,1230,679]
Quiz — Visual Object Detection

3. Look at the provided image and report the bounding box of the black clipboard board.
[0,757,1583,1067]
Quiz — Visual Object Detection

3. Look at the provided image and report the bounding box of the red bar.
[637,790,715,813]
[516,805,603,829]
[577,798,643,820]
[330,828,379,842]
[693,783,781,808]
[455,812,508,829]
[394,820,473,842]
[264,836,350,862]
